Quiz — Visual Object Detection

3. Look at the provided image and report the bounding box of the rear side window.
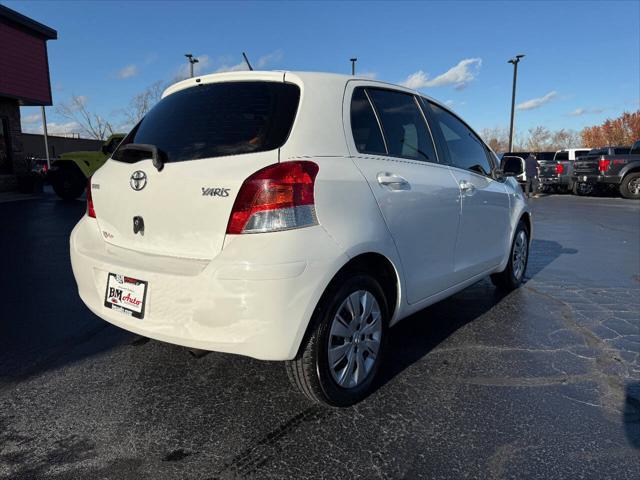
[113,82,300,163]
[555,151,569,161]
[427,102,493,176]
[366,89,438,163]
[350,88,386,155]
[614,147,630,155]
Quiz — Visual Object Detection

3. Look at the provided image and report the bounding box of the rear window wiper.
[117,144,167,172]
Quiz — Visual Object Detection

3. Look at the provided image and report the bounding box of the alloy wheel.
[512,230,528,280]
[328,290,382,389]
[629,177,640,196]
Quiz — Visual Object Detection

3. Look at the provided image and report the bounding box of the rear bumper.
[70,216,348,360]
[572,174,621,185]
[539,175,570,186]
[539,176,560,185]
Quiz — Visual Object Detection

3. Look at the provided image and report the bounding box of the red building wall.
[0,19,52,105]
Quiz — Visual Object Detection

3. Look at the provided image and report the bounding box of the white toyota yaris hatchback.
[71,71,531,406]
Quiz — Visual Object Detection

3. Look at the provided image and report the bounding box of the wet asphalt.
[0,189,639,480]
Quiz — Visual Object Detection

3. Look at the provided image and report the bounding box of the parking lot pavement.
[0,191,638,480]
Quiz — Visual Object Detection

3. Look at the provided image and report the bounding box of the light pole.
[350,58,357,76]
[185,53,199,78]
[507,54,525,152]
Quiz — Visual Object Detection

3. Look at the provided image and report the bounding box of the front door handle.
[377,172,410,191]
[459,180,476,195]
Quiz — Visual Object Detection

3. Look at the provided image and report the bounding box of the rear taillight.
[556,163,564,174]
[598,159,611,173]
[86,178,96,218]
[226,161,319,234]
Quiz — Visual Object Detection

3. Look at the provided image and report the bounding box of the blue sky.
[9,0,640,139]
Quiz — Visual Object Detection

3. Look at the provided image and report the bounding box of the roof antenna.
[242,52,254,71]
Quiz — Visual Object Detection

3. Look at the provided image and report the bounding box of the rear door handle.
[377,172,410,191]
[459,180,476,195]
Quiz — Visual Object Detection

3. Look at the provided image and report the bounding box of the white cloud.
[401,58,482,90]
[216,50,283,73]
[568,107,604,116]
[116,64,139,79]
[215,60,248,73]
[358,71,377,80]
[176,54,211,79]
[22,121,82,135]
[445,99,454,107]
[22,113,41,124]
[256,50,283,68]
[516,91,558,111]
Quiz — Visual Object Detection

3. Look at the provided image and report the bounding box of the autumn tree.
[580,111,640,147]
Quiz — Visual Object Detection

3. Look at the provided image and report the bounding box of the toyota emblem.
[130,171,147,191]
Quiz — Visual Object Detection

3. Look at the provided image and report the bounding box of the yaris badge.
[130,171,147,191]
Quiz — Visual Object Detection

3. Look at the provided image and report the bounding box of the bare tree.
[122,81,164,126]
[525,126,552,152]
[551,129,580,149]
[56,95,114,140]
[479,126,510,153]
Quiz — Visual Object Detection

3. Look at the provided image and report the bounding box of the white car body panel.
[70,70,531,361]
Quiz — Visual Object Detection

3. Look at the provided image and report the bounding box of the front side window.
[113,82,300,163]
[350,88,386,155]
[427,103,493,176]
[366,89,438,163]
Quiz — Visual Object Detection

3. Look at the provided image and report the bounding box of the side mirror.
[501,157,524,176]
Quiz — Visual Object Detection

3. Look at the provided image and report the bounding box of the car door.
[422,100,511,281]
[346,86,461,304]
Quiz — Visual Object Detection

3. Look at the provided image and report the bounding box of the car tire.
[285,274,388,407]
[51,163,86,200]
[573,182,591,196]
[619,172,640,200]
[490,220,529,291]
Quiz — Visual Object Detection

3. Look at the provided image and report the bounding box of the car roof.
[160,70,465,158]
[162,70,451,110]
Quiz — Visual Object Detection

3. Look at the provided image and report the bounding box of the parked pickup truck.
[572,142,640,199]
[538,148,591,193]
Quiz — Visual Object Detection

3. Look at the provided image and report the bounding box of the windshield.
[113,81,300,163]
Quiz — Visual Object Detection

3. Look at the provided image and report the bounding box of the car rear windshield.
[112,81,300,163]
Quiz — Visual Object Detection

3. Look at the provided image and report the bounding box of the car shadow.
[372,238,576,395]
[624,382,640,449]
[0,193,129,386]
[526,238,578,278]
[374,279,506,393]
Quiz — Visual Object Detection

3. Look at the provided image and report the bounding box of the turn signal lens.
[555,163,564,174]
[86,178,96,218]
[226,161,319,234]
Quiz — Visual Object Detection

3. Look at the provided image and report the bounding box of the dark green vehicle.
[49,133,125,200]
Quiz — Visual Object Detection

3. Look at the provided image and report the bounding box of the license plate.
[104,273,147,319]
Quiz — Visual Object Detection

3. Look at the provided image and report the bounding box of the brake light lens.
[598,159,611,173]
[556,163,564,174]
[86,178,96,218]
[226,161,319,234]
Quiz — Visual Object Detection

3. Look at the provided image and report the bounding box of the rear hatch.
[538,161,558,179]
[573,155,600,175]
[91,79,300,259]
